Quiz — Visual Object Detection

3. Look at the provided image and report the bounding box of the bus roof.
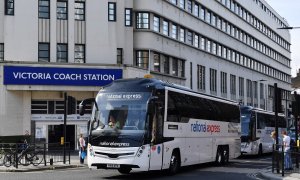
[99,78,238,104]
[240,106,285,116]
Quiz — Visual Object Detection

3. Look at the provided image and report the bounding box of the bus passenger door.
[149,106,163,170]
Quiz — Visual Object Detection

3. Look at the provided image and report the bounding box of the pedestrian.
[79,133,86,164]
[271,130,283,171]
[282,130,292,170]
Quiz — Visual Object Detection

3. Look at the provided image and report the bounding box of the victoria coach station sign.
[3,66,123,86]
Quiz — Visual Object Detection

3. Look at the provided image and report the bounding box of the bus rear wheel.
[215,146,229,165]
[169,151,180,175]
[215,147,224,165]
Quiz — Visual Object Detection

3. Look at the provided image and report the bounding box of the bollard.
[50,158,53,166]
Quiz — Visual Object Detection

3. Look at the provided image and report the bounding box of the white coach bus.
[240,106,286,155]
[79,78,241,174]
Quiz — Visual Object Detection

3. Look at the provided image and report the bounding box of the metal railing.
[272,144,300,176]
[0,142,71,168]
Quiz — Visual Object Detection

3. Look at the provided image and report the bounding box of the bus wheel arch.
[168,148,181,175]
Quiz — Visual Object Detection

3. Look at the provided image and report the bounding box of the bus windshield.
[89,92,151,147]
[241,107,251,137]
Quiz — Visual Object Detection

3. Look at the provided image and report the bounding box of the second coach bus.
[80,78,241,174]
[240,106,286,155]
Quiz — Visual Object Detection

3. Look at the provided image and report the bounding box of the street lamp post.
[277,27,300,30]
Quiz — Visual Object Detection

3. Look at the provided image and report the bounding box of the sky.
[265,0,300,77]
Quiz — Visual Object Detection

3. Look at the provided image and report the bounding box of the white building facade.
[0,0,292,149]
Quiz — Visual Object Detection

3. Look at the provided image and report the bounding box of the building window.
[153,16,160,32]
[230,74,236,96]
[154,53,160,72]
[179,0,185,9]
[163,20,169,36]
[38,43,50,62]
[136,12,149,29]
[57,44,68,63]
[5,0,14,15]
[212,43,217,55]
[200,37,205,50]
[187,0,192,13]
[200,7,205,20]
[74,44,85,63]
[136,50,149,69]
[57,0,68,20]
[172,58,184,77]
[246,79,252,98]
[210,68,217,93]
[194,34,199,48]
[194,3,199,17]
[178,59,184,77]
[221,71,227,94]
[39,0,50,19]
[179,28,185,42]
[171,24,177,39]
[172,59,178,76]
[125,8,132,26]
[260,83,264,99]
[0,43,4,61]
[163,55,170,74]
[197,65,205,91]
[170,0,177,5]
[206,40,211,52]
[239,77,245,97]
[117,48,123,64]
[75,1,85,21]
[187,31,193,45]
[108,2,116,21]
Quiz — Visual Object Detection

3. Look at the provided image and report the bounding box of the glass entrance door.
[48,125,76,150]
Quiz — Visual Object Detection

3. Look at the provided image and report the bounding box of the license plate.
[107,164,120,168]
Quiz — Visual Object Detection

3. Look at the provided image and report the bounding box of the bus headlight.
[136,145,145,157]
[88,143,94,157]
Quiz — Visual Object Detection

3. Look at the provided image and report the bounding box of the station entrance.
[48,125,76,150]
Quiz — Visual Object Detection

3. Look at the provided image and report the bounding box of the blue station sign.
[3,66,123,86]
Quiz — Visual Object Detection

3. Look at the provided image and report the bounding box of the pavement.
[0,152,87,172]
[258,167,300,180]
[1,154,300,180]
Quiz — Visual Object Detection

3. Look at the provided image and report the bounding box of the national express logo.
[191,121,221,134]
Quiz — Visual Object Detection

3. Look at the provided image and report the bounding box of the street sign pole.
[294,91,299,168]
[63,92,67,164]
[274,83,279,149]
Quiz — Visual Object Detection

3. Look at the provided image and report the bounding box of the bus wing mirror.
[79,98,97,116]
[148,96,158,114]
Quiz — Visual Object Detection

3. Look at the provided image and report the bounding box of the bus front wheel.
[258,144,263,156]
[118,167,131,174]
[169,151,180,175]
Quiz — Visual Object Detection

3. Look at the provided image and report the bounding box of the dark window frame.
[136,12,149,29]
[5,0,14,15]
[117,48,123,64]
[75,1,85,21]
[136,50,149,69]
[39,0,50,19]
[57,43,68,63]
[75,44,85,63]
[108,2,116,21]
[0,43,4,61]
[57,0,68,20]
[125,8,132,26]
[38,43,50,62]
